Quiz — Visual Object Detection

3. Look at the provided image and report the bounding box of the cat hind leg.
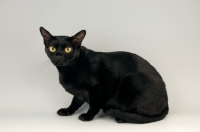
[105,107,169,124]
[104,109,126,123]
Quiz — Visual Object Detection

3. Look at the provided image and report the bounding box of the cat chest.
[59,74,89,102]
[60,80,89,102]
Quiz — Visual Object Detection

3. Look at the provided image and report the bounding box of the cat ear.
[72,30,86,46]
[39,27,52,45]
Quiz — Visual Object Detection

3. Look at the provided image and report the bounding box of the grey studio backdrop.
[0,0,200,132]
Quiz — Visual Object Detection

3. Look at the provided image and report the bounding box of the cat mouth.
[55,61,64,66]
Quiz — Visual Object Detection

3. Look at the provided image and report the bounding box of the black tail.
[106,106,169,124]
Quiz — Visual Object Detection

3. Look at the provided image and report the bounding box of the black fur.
[39,27,169,123]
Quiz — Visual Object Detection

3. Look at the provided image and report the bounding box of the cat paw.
[115,118,126,123]
[78,113,93,121]
[57,108,73,116]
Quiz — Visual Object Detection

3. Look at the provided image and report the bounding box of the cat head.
[39,27,86,66]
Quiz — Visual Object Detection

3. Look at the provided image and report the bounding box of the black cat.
[39,27,169,123]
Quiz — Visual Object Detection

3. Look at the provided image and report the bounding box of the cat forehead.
[47,36,72,47]
[55,36,70,42]
[52,36,72,44]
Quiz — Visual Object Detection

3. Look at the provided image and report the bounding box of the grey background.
[0,0,200,132]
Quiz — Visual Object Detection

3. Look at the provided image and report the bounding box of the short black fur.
[39,27,169,123]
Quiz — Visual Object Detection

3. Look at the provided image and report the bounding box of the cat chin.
[54,64,66,67]
[55,64,64,67]
[53,61,67,67]
[54,63,68,67]
[51,62,64,67]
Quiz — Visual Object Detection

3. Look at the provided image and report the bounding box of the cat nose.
[56,52,62,59]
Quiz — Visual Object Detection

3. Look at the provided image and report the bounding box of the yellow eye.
[49,46,56,52]
[65,47,72,53]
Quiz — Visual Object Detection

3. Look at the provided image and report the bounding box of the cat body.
[40,27,169,123]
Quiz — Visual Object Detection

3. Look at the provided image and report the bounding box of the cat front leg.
[78,91,101,121]
[57,96,84,116]
[78,106,100,121]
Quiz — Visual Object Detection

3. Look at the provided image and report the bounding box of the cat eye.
[64,47,72,53]
[49,46,56,52]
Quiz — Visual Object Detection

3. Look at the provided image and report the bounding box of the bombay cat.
[39,27,169,123]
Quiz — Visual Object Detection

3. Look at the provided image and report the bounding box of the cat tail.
[105,106,169,124]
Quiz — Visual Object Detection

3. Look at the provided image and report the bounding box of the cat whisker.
[36,60,52,73]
